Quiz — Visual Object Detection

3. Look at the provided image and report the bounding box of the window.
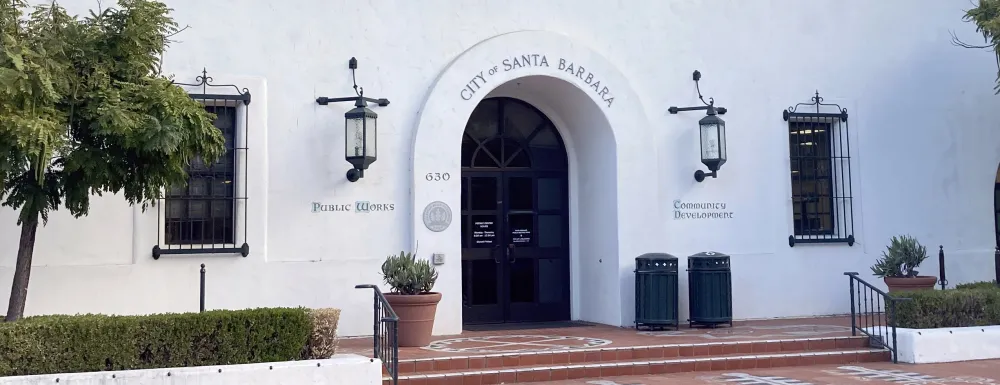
[164,105,237,245]
[152,69,251,259]
[784,91,855,247]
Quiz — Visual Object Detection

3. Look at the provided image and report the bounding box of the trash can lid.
[687,251,729,259]
[635,252,678,261]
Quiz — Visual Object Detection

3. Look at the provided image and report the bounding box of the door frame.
[460,97,572,325]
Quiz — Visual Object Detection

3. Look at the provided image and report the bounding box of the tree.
[956,0,1000,93]
[0,0,225,321]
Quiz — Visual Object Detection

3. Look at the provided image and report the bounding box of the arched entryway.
[460,97,571,325]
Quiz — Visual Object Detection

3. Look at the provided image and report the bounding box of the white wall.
[2,0,999,337]
[0,355,382,385]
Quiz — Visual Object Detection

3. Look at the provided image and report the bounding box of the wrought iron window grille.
[152,69,251,260]
[784,91,855,247]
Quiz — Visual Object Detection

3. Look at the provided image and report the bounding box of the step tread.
[391,347,885,379]
[392,336,869,375]
[397,335,867,363]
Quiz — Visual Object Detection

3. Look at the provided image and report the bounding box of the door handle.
[508,244,516,264]
[493,244,501,264]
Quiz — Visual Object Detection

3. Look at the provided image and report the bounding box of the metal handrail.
[844,272,910,364]
[355,284,399,384]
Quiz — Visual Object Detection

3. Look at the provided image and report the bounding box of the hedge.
[0,307,341,377]
[955,280,998,290]
[890,285,1000,329]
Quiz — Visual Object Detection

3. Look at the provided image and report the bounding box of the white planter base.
[864,326,1000,363]
[0,354,382,385]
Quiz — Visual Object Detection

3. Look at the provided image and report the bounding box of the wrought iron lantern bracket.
[315,57,390,182]
[668,70,729,182]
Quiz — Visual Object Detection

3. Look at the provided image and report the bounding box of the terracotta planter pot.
[384,292,441,347]
[884,276,938,292]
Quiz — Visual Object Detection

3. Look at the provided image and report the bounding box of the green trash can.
[687,251,733,328]
[634,253,679,330]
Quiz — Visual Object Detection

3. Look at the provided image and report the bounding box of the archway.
[460,97,570,325]
[411,30,659,336]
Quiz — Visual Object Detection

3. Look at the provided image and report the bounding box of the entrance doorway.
[460,97,571,325]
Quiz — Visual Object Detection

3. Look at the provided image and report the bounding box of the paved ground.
[339,316,858,359]
[530,360,1000,384]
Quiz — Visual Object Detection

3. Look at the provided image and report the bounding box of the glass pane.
[473,139,502,168]
[507,150,530,168]
[189,178,207,196]
[538,178,561,211]
[699,124,720,160]
[346,118,365,157]
[464,259,499,305]
[188,201,206,218]
[718,124,726,161]
[365,116,377,158]
[509,258,536,303]
[462,136,476,167]
[461,214,469,248]
[465,100,499,142]
[538,215,561,248]
[471,215,497,247]
[509,214,533,245]
[530,127,567,170]
[462,177,470,210]
[502,100,543,141]
[507,177,533,210]
[166,200,184,219]
[538,259,564,304]
[470,177,497,210]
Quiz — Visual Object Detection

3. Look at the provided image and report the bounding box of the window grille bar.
[152,69,251,260]
[784,91,855,247]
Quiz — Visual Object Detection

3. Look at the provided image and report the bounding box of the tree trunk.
[5,214,39,322]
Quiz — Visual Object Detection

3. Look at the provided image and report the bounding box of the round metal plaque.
[422,201,452,232]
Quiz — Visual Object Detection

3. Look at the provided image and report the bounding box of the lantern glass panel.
[699,122,721,161]
[717,121,726,162]
[346,116,366,158]
[365,114,377,159]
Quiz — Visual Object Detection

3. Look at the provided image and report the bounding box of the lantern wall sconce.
[668,70,729,183]
[316,57,391,182]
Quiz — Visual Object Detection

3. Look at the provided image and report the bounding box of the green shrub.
[955,280,999,290]
[0,307,329,376]
[870,235,929,278]
[381,250,439,295]
[891,286,1000,328]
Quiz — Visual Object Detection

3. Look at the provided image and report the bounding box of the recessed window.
[152,70,251,259]
[784,92,855,247]
[164,105,238,246]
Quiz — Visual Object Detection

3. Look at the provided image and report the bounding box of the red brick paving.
[528,360,1000,384]
[340,316,857,360]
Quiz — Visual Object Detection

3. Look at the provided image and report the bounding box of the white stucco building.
[2,0,999,337]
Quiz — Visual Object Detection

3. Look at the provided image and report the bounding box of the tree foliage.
[961,0,1000,93]
[0,0,224,224]
[0,0,225,320]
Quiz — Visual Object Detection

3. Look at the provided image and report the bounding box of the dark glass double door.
[461,171,570,324]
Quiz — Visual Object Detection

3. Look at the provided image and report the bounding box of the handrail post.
[199,264,206,313]
[844,272,858,336]
[938,245,947,290]
[391,320,399,385]
[356,284,399,384]
[889,298,898,364]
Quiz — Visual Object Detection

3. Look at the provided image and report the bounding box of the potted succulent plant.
[870,234,937,292]
[380,250,440,347]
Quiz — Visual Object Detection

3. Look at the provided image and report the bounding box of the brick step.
[392,335,868,375]
[383,348,889,385]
